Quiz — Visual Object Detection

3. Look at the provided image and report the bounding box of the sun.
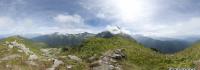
[109,0,153,22]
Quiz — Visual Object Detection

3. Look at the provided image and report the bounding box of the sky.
[0,0,200,38]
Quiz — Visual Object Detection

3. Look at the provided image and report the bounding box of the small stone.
[90,61,101,67]
[8,44,14,49]
[110,59,117,63]
[68,55,82,62]
[66,65,73,70]
[28,54,38,61]
[111,54,123,59]
[115,66,122,70]
[52,59,64,68]
[6,65,11,68]
[88,56,98,63]
[47,59,63,70]
[108,65,115,70]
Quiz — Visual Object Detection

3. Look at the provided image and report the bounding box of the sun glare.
[110,0,152,22]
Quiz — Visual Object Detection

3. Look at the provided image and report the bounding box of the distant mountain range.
[32,32,95,47]
[31,31,135,48]
[30,31,193,54]
[132,35,191,53]
[0,32,159,70]
[1,31,198,54]
[180,36,200,43]
[1,32,200,70]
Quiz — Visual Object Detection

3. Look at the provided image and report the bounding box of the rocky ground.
[1,35,200,70]
[0,40,126,70]
[89,49,125,70]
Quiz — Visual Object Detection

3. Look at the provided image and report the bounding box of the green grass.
[62,36,200,70]
[0,36,50,70]
[0,36,47,55]
[61,36,164,70]
[1,35,200,70]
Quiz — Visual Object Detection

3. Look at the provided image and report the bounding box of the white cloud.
[0,17,46,35]
[129,17,200,38]
[103,16,200,38]
[82,0,157,23]
[53,14,103,34]
[0,17,16,34]
[0,17,33,35]
[54,14,86,28]
[0,17,15,28]
[166,17,200,37]
[106,25,131,34]
[54,14,83,23]
[0,0,199,38]
[82,0,200,38]
[0,14,104,35]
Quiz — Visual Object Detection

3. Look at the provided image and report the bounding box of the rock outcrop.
[90,49,126,70]
[5,40,35,55]
[4,40,39,66]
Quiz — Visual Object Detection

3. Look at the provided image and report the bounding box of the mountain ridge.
[0,32,200,70]
[132,35,190,53]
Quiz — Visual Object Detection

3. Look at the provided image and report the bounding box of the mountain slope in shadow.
[133,35,190,53]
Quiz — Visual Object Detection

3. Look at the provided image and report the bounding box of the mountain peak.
[1,35,26,42]
[96,31,114,38]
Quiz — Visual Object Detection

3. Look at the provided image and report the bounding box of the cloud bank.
[0,0,200,38]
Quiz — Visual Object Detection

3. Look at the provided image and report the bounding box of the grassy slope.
[1,35,200,70]
[62,36,169,70]
[0,36,88,70]
[173,41,200,68]
[0,36,47,55]
[65,36,200,70]
[0,36,49,70]
[179,41,200,59]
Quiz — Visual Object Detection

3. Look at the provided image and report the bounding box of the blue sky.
[0,0,200,38]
